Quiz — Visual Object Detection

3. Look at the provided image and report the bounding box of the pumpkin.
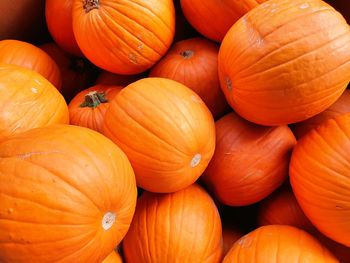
[69,85,122,133]
[95,70,147,86]
[72,0,175,74]
[0,124,137,263]
[258,185,350,263]
[102,251,123,263]
[103,78,215,193]
[0,63,68,142]
[222,225,243,257]
[123,184,223,262]
[180,0,266,42]
[218,0,350,126]
[149,37,230,120]
[222,225,339,263]
[0,39,61,90]
[40,42,97,103]
[290,112,350,247]
[45,0,83,56]
[291,89,350,139]
[202,112,296,206]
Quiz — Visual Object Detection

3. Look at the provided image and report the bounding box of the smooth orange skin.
[69,85,122,133]
[202,112,296,206]
[218,0,350,126]
[149,37,230,120]
[180,0,266,42]
[103,78,215,193]
[123,184,223,263]
[0,63,68,142]
[72,0,175,75]
[45,0,83,56]
[222,225,339,263]
[290,113,350,247]
[222,226,243,257]
[291,89,350,139]
[95,70,147,86]
[0,125,137,263]
[102,251,123,263]
[0,39,62,90]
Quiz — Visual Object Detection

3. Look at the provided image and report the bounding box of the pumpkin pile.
[0,0,349,262]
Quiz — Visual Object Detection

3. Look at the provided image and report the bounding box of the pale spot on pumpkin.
[238,234,253,248]
[129,52,138,64]
[102,212,115,231]
[226,77,232,91]
[34,80,42,86]
[138,44,144,50]
[190,153,201,167]
[300,3,309,9]
[190,95,203,104]
[30,88,38,94]
[136,33,141,39]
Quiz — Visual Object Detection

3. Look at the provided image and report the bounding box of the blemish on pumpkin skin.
[30,87,38,94]
[129,52,138,64]
[238,234,253,248]
[226,77,232,91]
[300,3,309,9]
[190,95,203,104]
[15,150,62,158]
[138,44,144,50]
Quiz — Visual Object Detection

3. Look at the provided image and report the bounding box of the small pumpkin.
[72,0,175,74]
[290,112,350,247]
[69,85,122,133]
[218,0,350,125]
[291,89,350,139]
[222,225,339,263]
[0,63,68,142]
[202,112,296,206]
[0,125,137,263]
[123,184,223,262]
[149,37,230,120]
[102,251,123,263]
[0,39,61,90]
[103,78,215,193]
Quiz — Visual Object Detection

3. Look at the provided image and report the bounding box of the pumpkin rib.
[0,216,95,227]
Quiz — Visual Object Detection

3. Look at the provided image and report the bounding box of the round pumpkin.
[202,112,296,206]
[0,39,62,90]
[291,89,350,139]
[123,184,223,262]
[222,225,339,263]
[72,0,175,74]
[290,112,350,247]
[103,77,215,193]
[102,251,123,263]
[218,0,350,126]
[0,63,68,142]
[69,85,123,133]
[45,0,83,56]
[0,124,137,263]
[95,70,147,86]
[180,0,266,42]
[149,37,230,120]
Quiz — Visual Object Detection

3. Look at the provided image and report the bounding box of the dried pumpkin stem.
[80,91,108,108]
[83,0,100,13]
[181,50,194,59]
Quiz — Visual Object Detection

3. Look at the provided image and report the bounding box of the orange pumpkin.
[218,0,350,126]
[202,112,296,206]
[69,85,122,133]
[103,78,215,193]
[45,0,82,56]
[0,39,62,90]
[123,184,223,262]
[0,63,68,142]
[222,225,339,263]
[291,89,350,139]
[149,37,230,120]
[180,0,266,42]
[102,251,123,263]
[72,0,175,74]
[0,125,137,263]
[290,113,350,247]
[222,226,243,257]
[95,70,147,86]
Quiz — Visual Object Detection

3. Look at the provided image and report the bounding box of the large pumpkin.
[103,78,215,193]
[72,0,175,74]
[222,225,339,263]
[45,0,82,56]
[202,112,296,206]
[0,125,137,263]
[291,89,350,139]
[0,39,61,90]
[123,184,223,262]
[69,85,123,133]
[180,0,266,42]
[218,0,350,126]
[290,113,350,247]
[0,63,68,142]
[149,37,230,120]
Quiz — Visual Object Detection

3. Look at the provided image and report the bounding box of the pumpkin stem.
[181,50,195,59]
[83,0,100,13]
[80,91,108,109]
